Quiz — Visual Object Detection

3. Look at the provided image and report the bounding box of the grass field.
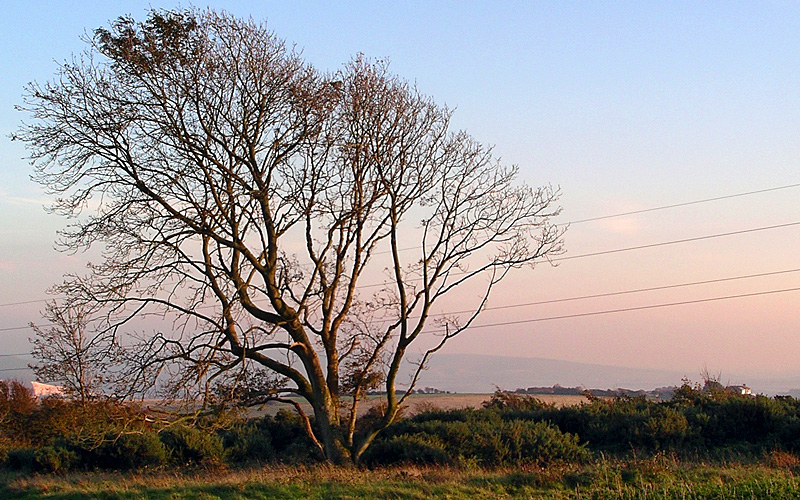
[4,458,800,499]
[247,393,588,417]
[402,393,589,413]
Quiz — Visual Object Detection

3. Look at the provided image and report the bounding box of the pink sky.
[1,2,798,387]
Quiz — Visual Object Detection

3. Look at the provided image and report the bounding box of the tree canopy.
[17,8,563,463]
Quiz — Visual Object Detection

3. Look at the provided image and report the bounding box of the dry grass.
[2,464,486,498]
[5,460,800,499]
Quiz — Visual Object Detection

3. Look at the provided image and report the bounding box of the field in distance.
[402,393,588,412]
[145,393,589,418]
[250,393,589,417]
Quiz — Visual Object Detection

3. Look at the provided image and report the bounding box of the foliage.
[363,406,589,466]
[482,390,556,412]
[32,445,78,473]
[159,424,223,465]
[5,385,800,473]
[93,432,168,470]
[481,387,800,457]
[0,381,148,449]
[360,434,451,466]
[221,410,320,464]
[221,423,275,464]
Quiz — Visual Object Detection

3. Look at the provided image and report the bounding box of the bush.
[34,445,78,472]
[160,425,223,465]
[366,409,589,466]
[5,448,37,471]
[483,390,556,412]
[223,411,320,464]
[95,432,168,470]
[361,434,451,466]
[0,384,153,453]
[222,423,275,464]
[503,420,591,465]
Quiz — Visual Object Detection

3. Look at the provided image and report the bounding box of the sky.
[1,1,799,389]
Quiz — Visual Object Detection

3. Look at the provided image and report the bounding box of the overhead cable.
[2,182,797,308]
[429,267,800,317]
[462,286,800,330]
[567,182,800,225]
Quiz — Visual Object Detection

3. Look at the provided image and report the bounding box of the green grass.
[3,459,800,499]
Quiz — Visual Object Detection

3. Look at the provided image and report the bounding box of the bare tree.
[16,8,563,463]
[29,302,115,407]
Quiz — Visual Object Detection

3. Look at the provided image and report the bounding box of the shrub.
[222,423,275,464]
[504,420,591,465]
[34,445,77,472]
[0,385,153,453]
[778,416,800,453]
[361,434,451,466]
[251,411,320,463]
[95,432,168,470]
[0,381,38,445]
[366,409,589,466]
[483,390,556,412]
[5,448,37,471]
[160,425,223,465]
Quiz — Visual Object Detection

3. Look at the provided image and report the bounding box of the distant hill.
[407,353,691,394]
[404,353,800,396]
[4,350,797,397]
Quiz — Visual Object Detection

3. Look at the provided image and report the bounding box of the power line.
[429,267,800,317]
[0,182,797,309]
[566,182,800,225]
[2,220,798,331]
[359,220,800,288]
[7,268,800,338]
[0,299,51,308]
[553,220,800,262]
[462,286,800,330]
[373,181,800,255]
[4,286,799,358]
[0,326,33,333]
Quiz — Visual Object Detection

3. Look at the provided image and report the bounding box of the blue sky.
[1,2,799,385]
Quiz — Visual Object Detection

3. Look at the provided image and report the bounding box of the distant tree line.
[367,387,451,396]
[513,384,677,400]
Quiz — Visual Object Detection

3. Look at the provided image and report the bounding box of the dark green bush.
[34,445,77,472]
[778,416,800,452]
[482,391,557,412]
[361,434,451,466]
[160,425,224,465]
[5,448,37,471]
[367,411,588,466]
[222,423,275,464]
[6,385,800,471]
[372,390,800,463]
[95,432,168,470]
[224,411,320,464]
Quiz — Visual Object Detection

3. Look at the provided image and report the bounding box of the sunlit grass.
[4,458,800,499]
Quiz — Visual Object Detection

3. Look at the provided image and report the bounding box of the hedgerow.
[3,380,800,472]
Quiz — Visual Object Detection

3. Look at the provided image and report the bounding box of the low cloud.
[0,189,46,206]
[596,217,642,235]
